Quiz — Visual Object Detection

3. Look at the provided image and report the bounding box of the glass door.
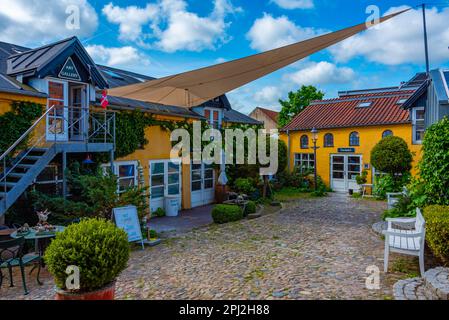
[69,85,87,141]
[46,80,68,141]
[331,155,346,192]
[191,162,215,208]
[149,160,181,213]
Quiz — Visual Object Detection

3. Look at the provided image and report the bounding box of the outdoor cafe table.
[10,226,65,262]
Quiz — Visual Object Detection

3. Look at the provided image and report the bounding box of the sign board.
[113,206,144,248]
[338,148,356,153]
[59,57,81,81]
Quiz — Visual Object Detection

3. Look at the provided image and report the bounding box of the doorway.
[331,155,362,192]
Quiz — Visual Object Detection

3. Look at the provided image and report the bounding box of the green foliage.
[0,101,44,153]
[234,178,257,195]
[278,86,324,128]
[44,218,130,292]
[211,204,243,224]
[272,167,313,191]
[371,136,413,176]
[423,205,449,263]
[373,173,410,200]
[31,163,148,222]
[153,207,166,218]
[356,170,368,185]
[244,201,257,216]
[149,229,158,239]
[419,117,449,205]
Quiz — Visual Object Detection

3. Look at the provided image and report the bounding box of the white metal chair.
[383,208,426,276]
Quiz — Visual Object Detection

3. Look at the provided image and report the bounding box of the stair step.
[29,148,48,153]
[393,277,432,300]
[0,182,17,188]
[424,267,449,300]
[16,164,34,169]
[24,155,42,161]
[8,172,25,178]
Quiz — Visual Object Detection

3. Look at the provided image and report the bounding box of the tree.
[278,85,324,128]
[371,136,413,176]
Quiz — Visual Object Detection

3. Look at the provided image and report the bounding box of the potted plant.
[44,218,130,300]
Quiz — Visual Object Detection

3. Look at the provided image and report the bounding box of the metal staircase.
[0,105,115,216]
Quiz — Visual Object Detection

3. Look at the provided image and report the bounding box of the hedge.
[211,204,243,224]
[423,205,449,263]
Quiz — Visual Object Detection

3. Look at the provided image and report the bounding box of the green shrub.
[373,173,410,200]
[153,207,166,217]
[149,229,158,239]
[423,205,449,263]
[371,136,413,176]
[419,117,449,205]
[356,170,368,185]
[234,178,257,195]
[244,201,257,216]
[44,218,130,292]
[211,205,243,224]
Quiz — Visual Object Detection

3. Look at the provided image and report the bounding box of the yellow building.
[281,77,426,193]
[0,37,260,217]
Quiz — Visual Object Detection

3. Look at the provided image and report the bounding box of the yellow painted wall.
[281,124,422,188]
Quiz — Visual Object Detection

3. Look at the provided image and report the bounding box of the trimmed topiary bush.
[153,207,166,217]
[244,201,257,216]
[371,136,413,176]
[419,117,449,205]
[211,204,243,224]
[234,178,256,195]
[44,218,130,292]
[423,205,449,263]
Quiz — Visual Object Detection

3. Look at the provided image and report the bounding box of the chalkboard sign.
[113,206,144,248]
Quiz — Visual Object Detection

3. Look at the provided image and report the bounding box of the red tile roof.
[282,90,414,132]
[256,107,279,123]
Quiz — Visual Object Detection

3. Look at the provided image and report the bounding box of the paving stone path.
[1,193,420,300]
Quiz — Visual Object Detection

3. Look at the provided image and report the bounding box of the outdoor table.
[361,184,374,198]
[0,228,16,241]
[10,226,65,264]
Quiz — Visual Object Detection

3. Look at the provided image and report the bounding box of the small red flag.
[101,90,109,109]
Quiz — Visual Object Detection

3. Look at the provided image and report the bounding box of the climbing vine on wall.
[0,100,44,153]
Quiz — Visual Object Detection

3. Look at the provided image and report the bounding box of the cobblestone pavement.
[1,193,419,300]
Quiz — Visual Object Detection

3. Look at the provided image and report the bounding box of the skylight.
[103,70,124,80]
[357,102,372,108]
[397,98,408,105]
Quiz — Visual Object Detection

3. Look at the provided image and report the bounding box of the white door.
[331,155,362,192]
[191,162,215,208]
[46,79,69,141]
[149,160,182,213]
[69,84,88,141]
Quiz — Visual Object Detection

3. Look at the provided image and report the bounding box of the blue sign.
[338,148,356,153]
[113,206,143,246]
[58,57,81,81]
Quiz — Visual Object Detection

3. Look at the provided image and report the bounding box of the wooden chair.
[383,208,426,276]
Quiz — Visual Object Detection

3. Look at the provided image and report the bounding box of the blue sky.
[1,0,449,113]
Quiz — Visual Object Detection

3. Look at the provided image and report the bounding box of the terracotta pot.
[55,282,115,300]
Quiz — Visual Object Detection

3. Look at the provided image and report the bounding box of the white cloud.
[102,3,158,42]
[85,45,150,68]
[0,0,98,46]
[246,13,324,51]
[271,0,314,10]
[330,6,449,65]
[103,0,241,52]
[286,61,355,85]
[253,86,282,106]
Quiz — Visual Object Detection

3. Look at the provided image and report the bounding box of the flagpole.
[422,3,430,75]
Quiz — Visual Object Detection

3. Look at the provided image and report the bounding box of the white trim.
[148,159,182,212]
[204,107,223,129]
[440,69,449,99]
[330,154,362,192]
[412,106,425,145]
[102,160,138,193]
[46,78,69,141]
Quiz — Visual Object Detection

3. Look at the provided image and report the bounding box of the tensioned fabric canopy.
[108,9,409,108]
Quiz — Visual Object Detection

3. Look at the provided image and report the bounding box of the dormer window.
[357,102,372,108]
[205,109,221,129]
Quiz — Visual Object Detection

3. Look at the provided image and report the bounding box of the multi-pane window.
[349,132,360,146]
[205,109,221,129]
[300,135,309,149]
[382,130,393,139]
[413,107,425,144]
[150,162,165,199]
[103,161,138,193]
[294,153,315,171]
[47,81,65,134]
[324,133,334,147]
[150,160,181,199]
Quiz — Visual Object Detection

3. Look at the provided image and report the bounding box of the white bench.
[386,187,407,210]
[383,208,426,276]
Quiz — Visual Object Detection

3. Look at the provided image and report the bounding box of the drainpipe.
[287,130,291,172]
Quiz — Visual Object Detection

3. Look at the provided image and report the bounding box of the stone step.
[393,277,437,300]
[424,267,449,300]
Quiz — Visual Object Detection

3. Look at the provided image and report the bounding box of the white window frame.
[149,159,182,200]
[102,161,138,193]
[204,108,222,129]
[412,107,425,145]
[294,153,315,172]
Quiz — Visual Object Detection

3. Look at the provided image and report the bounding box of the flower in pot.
[44,218,130,300]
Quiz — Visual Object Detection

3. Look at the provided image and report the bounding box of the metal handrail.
[0,105,56,162]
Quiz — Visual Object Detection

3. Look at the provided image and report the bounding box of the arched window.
[324,133,334,147]
[382,130,393,138]
[349,132,360,146]
[300,135,309,149]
